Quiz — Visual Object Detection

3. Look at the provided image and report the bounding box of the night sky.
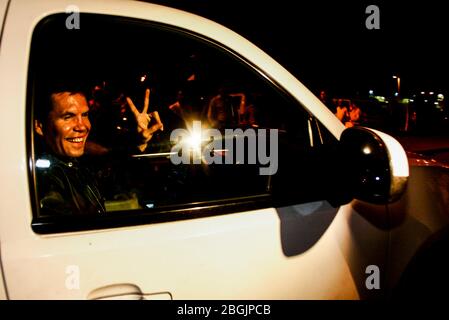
[145,0,447,98]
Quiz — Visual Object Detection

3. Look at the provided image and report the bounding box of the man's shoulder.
[35,153,82,182]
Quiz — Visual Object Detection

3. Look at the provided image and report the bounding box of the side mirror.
[339,127,409,204]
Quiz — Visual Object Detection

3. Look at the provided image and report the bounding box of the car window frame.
[27,13,330,234]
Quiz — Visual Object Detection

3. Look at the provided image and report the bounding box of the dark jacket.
[35,153,106,216]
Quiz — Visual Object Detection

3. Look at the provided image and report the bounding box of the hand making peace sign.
[126,88,164,152]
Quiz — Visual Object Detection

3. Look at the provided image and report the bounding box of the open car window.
[28,13,337,232]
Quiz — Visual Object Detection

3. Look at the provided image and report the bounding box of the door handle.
[88,283,172,300]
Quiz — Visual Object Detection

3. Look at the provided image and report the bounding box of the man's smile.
[65,136,87,143]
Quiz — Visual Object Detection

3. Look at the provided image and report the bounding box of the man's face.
[36,92,91,158]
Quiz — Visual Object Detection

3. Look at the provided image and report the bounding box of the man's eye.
[82,112,89,117]
[63,115,73,120]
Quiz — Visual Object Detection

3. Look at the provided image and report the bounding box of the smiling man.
[35,92,91,158]
[34,85,163,216]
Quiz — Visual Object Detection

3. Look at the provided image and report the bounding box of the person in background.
[335,99,350,125]
[335,99,361,128]
[347,101,361,127]
[207,86,237,129]
[318,89,334,111]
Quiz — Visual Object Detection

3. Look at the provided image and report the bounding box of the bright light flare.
[36,159,51,168]
[185,131,202,151]
[362,146,372,155]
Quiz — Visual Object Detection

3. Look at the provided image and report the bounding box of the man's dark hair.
[34,80,89,123]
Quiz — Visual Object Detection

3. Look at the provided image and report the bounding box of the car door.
[0,0,390,299]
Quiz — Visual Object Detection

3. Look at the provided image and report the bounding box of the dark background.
[144,0,447,98]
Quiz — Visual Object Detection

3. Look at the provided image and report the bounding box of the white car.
[0,0,439,300]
